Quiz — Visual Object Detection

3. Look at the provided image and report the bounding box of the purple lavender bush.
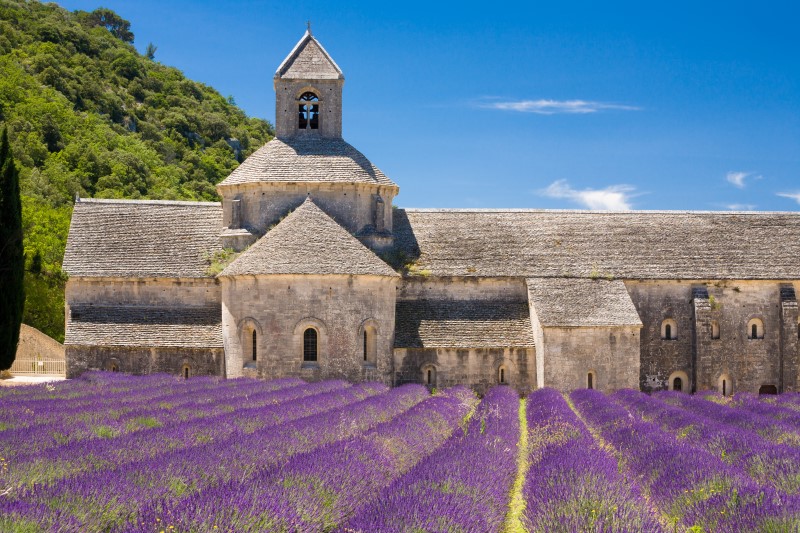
[521,388,662,532]
[342,385,519,533]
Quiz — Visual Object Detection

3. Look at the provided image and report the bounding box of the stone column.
[691,287,713,392]
[780,285,799,392]
[220,279,242,378]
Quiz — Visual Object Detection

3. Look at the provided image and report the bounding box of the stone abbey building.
[63,31,800,395]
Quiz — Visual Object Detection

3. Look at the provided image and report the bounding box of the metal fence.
[10,358,66,376]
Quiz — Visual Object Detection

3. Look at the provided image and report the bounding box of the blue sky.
[56,0,799,211]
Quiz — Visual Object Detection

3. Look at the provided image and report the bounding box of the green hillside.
[0,0,274,342]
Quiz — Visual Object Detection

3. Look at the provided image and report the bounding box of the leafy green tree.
[0,0,274,340]
[84,8,134,43]
[0,127,24,369]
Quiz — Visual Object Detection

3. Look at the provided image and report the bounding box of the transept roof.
[219,198,399,278]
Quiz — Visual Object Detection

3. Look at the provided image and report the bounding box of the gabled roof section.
[527,278,642,328]
[393,209,800,280]
[394,299,534,349]
[218,137,396,188]
[275,29,344,80]
[63,199,222,278]
[219,198,398,278]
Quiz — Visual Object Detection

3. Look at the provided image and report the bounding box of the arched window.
[298,92,319,130]
[498,365,507,384]
[110,364,118,373]
[361,324,378,366]
[711,321,720,340]
[747,318,764,340]
[668,371,689,393]
[252,330,257,362]
[303,328,318,362]
[718,374,732,396]
[587,371,595,389]
[183,365,191,379]
[422,365,436,387]
[661,319,677,340]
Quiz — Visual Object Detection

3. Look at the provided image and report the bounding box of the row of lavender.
[2,372,800,531]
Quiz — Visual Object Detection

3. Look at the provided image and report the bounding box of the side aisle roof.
[63,199,222,278]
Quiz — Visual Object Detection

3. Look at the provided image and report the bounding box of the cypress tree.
[0,127,24,371]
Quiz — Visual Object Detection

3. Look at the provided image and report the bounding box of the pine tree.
[0,127,24,371]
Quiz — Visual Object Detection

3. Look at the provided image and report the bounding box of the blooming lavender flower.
[572,389,800,531]
[135,386,475,533]
[520,388,662,532]
[343,385,519,533]
[615,389,800,495]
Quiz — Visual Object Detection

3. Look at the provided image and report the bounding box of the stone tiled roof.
[218,137,396,188]
[275,30,344,80]
[526,278,642,327]
[63,199,222,278]
[394,300,534,349]
[220,198,399,278]
[393,209,800,280]
[66,306,222,348]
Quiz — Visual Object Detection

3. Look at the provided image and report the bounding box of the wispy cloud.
[480,99,640,115]
[726,171,762,189]
[777,192,800,205]
[725,203,757,211]
[540,180,636,210]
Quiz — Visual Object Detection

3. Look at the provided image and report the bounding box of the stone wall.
[65,345,223,378]
[274,79,344,139]
[16,324,64,361]
[534,326,640,392]
[397,277,527,301]
[393,347,536,395]
[221,273,396,383]
[627,280,799,394]
[66,278,220,308]
[220,182,396,240]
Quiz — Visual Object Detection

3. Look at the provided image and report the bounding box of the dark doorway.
[673,377,683,392]
[759,384,778,395]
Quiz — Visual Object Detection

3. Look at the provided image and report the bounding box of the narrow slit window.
[588,372,594,389]
[427,369,432,385]
[252,330,257,362]
[500,368,505,384]
[363,330,367,362]
[183,365,190,379]
[665,324,671,339]
[303,328,318,362]
[722,379,727,396]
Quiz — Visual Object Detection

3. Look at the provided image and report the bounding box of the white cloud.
[777,192,800,205]
[481,99,640,115]
[725,203,757,211]
[726,171,762,188]
[540,180,636,210]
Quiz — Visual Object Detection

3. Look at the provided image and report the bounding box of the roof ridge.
[77,198,221,207]
[399,207,800,215]
[275,29,344,80]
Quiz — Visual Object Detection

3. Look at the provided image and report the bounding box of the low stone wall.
[65,345,224,378]
[393,346,536,395]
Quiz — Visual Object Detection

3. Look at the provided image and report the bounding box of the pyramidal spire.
[274,28,343,81]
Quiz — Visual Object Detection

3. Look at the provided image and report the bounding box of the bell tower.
[274,27,344,139]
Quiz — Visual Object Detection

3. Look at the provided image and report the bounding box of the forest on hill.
[0,0,274,342]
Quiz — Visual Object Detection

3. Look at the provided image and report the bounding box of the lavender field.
[1,374,800,532]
